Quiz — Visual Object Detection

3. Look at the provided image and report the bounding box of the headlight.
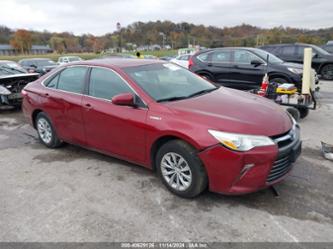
[0,85,11,95]
[208,130,274,152]
[288,67,303,74]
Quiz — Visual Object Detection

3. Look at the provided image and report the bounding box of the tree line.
[1,21,333,54]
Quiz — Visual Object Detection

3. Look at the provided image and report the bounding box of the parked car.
[159,56,175,61]
[259,43,333,80]
[22,59,301,198]
[0,60,39,109]
[189,47,312,90]
[170,54,191,68]
[321,44,333,54]
[57,56,83,65]
[19,58,58,75]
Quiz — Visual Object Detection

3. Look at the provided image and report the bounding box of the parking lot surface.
[0,81,332,242]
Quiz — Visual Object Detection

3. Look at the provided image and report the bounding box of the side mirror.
[250,60,264,67]
[112,93,136,107]
[30,64,37,68]
[312,53,318,58]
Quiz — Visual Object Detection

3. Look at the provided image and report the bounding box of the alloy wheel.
[37,118,52,144]
[160,152,192,191]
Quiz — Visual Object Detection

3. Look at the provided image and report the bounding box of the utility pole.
[159,32,166,49]
[117,22,122,53]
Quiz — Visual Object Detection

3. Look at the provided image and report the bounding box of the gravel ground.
[0,81,332,242]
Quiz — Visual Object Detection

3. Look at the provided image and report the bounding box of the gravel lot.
[0,81,332,242]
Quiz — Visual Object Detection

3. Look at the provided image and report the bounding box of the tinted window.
[280,46,295,56]
[211,50,232,63]
[57,67,87,94]
[197,53,209,62]
[234,50,262,64]
[89,67,133,100]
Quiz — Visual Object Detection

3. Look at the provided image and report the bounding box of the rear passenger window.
[280,46,295,56]
[234,50,261,64]
[211,51,232,63]
[57,67,87,94]
[197,53,209,62]
[89,68,133,100]
[45,74,59,89]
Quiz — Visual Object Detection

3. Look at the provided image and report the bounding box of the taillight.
[188,56,194,69]
[21,89,28,96]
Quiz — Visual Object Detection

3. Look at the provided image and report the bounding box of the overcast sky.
[1,0,333,35]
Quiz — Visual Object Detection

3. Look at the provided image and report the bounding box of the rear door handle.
[207,63,213,67]
[84,103,93,110]
[44,93,50,98]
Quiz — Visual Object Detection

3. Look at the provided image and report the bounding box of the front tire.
[36,112,62,148]
[156,140,208,198]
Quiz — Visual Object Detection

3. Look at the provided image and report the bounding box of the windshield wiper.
[157,96,189,102]
[157,87,219,103]
[186,87,219,98]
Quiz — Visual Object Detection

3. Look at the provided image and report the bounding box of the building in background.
[0,44,53,56]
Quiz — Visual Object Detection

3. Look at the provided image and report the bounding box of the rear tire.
[320,64,333,80]
[35,112,62,148]
[297,106,309,119]
[156,140,208,198]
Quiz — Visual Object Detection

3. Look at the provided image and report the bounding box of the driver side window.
[234,50,262,64]
[88,67,133,100]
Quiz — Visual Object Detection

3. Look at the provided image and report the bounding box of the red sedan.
[22,59,301,198]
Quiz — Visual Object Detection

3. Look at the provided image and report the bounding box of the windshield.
[310,45,330,55]
[0,62,27,75]
[254,49,284,64]
[35,60,56,67]
[124,63,218,102]
[68,57,81,62]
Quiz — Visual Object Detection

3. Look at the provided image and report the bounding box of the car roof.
[0,60,16,63]
[74,58,163,69]
[260,43,315,47]
[20,58,52,61]
[198,47,264,53]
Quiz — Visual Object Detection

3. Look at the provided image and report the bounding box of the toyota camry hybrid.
[22,59,301,198]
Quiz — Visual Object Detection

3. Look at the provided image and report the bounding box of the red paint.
[22,59,297,195]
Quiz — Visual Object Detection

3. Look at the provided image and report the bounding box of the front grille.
[267,154,292,183]
[267,128,300,183]
[271,129,294,149]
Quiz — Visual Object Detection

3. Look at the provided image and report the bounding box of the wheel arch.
[195,70,215,81]
[150,134,201,171]
[32,109,44,129]
[268,72,292,82]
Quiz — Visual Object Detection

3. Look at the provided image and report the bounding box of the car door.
[208,50,234,86]
[229,50,266,89]
[296,45,323,72]
[276,46,297,63]
[41,66,88,145]
[82,67,148,163]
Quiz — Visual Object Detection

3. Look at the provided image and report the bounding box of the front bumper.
[198,136,301,195]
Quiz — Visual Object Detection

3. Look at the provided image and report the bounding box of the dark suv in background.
[260,43,333,80]
[189,47,307,90]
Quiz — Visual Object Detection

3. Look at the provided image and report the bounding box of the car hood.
[164,88,292,137]
[281,62,303,69]
[0,73,39,81]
